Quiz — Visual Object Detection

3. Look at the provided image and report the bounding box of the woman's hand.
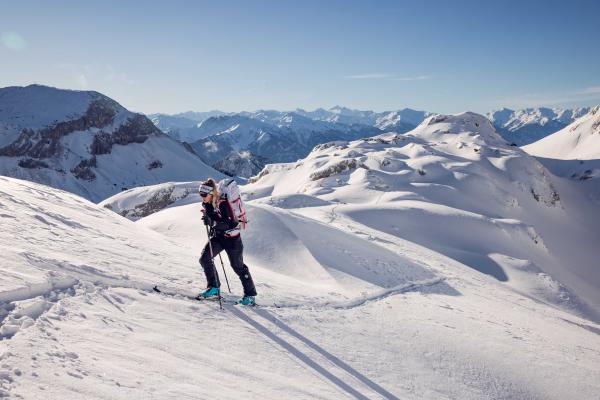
[202,214,213,226]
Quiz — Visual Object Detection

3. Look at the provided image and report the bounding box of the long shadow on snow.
[249,205,459,296]
[344,208,511,282]
[229,306,400,400]
[533,157,600,180]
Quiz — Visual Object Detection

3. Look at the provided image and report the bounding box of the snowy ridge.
[99,181,202,220]
[294,106,431,130]
[190,112,382,168]
[522,106,600,160]
[246,111,600,319]
[487,106,591,145]
[0,85,221,202]
[521,106,600,267]
[149,110,227,142]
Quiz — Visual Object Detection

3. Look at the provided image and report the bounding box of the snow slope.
[521,107,600,309]
[245,111,600,321]
[522,106,600,160]
[522,106,600,210]
[99,181,202,220]
[3,174,599,398]
[487,107,591,146]
[0,85,221,202]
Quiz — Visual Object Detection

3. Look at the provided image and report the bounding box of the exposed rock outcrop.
[0,98,119,159]
[147,160,163,170]
[91,114,161,155]
[18,158,49,169]
[70,157,97,181]
[212,151,266,177]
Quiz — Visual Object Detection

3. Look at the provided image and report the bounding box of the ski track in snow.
[0,270,445,346]
[0,279,408,399]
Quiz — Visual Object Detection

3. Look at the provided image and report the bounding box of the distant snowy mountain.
[174,110,227,122]
[294,106,431,132]
[150,107,430,178]
[148,110,227,142]
[147,104,591,179]
[487,107,591,146]
[190,111,382,172]
[523,106,600,215]
[297,105,380,126]
[212,150,267,178]
[246,111,600,321]
[0,85,221,202]
[522,106,600,160]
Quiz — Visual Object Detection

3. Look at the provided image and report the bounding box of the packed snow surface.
[523,106,600,160]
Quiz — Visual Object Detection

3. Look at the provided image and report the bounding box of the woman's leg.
[199,237,224,288]
[224,237,257,296]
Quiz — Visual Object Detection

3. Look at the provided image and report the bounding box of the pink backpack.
[217,179,247,229]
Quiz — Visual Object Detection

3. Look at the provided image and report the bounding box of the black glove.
[202,214,213,226]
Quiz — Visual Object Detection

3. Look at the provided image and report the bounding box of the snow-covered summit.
[522,107,600,219]
[0,84,123,146]
[0,85,221,201]
[0,85,116,125]
[523,106,600,160]
[249,111,554,202]
[415,112,507,147]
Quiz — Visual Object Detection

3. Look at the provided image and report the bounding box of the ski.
[151,285,260,307]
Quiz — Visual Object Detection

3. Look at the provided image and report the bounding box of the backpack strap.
[216,199,240,237]
[218,198,238,224]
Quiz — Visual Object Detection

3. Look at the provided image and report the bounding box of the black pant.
[199,235,257,296]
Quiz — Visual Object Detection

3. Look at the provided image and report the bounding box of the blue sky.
[1,0,599,114]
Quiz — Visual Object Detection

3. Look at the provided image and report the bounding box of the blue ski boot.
[198,287,220,300]
[237,295,256,306]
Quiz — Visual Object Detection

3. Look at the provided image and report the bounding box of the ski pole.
[205,225,223,310]
[208,226,231,292]
[218,252,231,293]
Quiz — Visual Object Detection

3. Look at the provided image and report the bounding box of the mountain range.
[151,106,592,177]
[487,107,591,146]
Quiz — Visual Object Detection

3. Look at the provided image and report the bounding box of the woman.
[198,178,257,305]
